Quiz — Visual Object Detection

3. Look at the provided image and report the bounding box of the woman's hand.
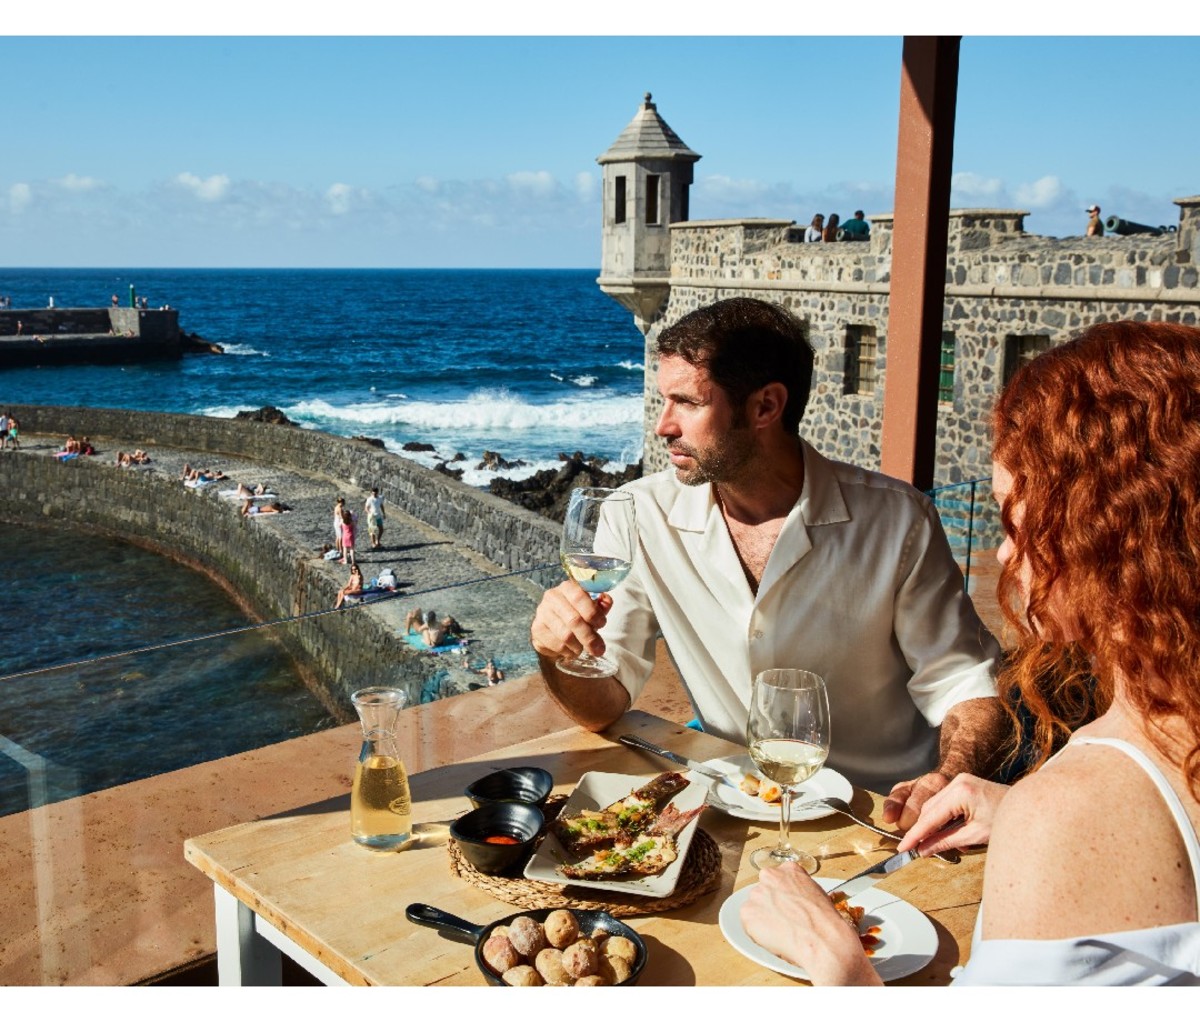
[896,773,1010,855]
[739,863,881,986]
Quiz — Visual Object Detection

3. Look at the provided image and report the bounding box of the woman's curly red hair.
[992,320,1200,795]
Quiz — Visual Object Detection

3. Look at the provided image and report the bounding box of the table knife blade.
[828,848,921,899]
[617,734,742,791]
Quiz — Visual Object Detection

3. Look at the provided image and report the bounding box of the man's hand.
[530,581,611,661]
[531,583,629,732]
[881,770,949,831]
[883,696,1009,829]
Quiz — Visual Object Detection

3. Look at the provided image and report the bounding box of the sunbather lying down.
[404,608,466,648]
[181,463,228,484]
[241,499,291,516]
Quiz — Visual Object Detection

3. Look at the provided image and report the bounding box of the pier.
[0,306,182,366]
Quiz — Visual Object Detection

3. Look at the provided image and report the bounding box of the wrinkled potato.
[481,933,520,975]
[598,953,632,985]
[561,940,599,979]
[543,909,580,949]
[507,915,547,959]
[574,974,606,986]
[599,934,638,966]
[534,947,571,986]
[502,964,543,987]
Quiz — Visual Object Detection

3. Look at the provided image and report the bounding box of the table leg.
[214,884,282,986]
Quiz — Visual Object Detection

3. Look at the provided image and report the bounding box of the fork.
[795,796,960,864]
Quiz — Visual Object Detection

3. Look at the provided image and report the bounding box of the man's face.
[654,355,755,486]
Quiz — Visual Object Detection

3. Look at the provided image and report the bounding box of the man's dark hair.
[656,297,815,433]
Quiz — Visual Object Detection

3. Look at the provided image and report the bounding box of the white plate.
[719,877,938,983]
[699,754,854,822]
[523,770,705,898]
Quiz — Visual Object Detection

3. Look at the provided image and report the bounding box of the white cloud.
[574,171,597,203]
[57,173,102,192]
[326,182,357,215]
[415,176,439,193]
[506,170,556,196]
[1014,175,1064,208]
[175,172,231,201]
[9,182,32,212]
[950,171,1005,201]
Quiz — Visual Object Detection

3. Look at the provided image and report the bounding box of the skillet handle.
[405,903,487,943]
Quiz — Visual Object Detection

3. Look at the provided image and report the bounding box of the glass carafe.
[350,687,412,850]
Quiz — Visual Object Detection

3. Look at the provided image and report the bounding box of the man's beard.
[667,428,756,486]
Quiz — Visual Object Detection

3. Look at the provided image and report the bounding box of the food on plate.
[481,909,638,986]
[829,891,882,956]
[481,932,521,973]
[507,915,548,958]
[553,774,704,881]
[738,772,782,804]
[534,947,572,986]
[543,908,580,949]
[553,771,691,856]
[502,964,543,986]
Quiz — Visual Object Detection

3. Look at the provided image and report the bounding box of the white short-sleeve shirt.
[601,442,1000,793]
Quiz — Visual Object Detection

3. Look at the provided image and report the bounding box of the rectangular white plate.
[523,770,706,899]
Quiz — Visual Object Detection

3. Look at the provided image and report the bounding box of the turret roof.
[597,93,700,165]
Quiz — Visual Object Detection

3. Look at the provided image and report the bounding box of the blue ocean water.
[0,268,647,483]
[0,268,642,815]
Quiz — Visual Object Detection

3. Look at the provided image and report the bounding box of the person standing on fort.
[364,487,386,550]
[1086,204,1104,237]
[840,210,870,239]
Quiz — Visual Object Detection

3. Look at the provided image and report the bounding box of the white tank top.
[954,736,1200,985]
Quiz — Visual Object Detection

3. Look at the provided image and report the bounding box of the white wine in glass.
[557,487,636,678]
[747,668,830,873]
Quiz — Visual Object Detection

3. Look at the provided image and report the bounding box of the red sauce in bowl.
[483,834,522,845]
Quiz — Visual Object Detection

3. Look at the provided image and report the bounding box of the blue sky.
[3,20,1199,268]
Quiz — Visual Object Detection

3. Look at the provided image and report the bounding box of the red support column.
[880,36,960,491]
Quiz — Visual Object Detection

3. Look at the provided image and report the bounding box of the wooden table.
[184,710,984,986]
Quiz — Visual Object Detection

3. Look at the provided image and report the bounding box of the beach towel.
[219,489,278,501]
[184,477,218,488]
[402,631,466,655]
[343,586,395,606]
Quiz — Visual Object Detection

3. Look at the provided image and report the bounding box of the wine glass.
[557,487,637,678]
[746,668,830,873]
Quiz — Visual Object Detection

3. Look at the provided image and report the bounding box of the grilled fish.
[560,802,704,879]
[553,771,690,857]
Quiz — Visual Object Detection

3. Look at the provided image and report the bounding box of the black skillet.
[405,903,648,986]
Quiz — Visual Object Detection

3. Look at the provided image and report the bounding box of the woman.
[334,565,364,610]
[741,320,1200,985]
[821,212,840,243]
[332,496,346,558]
[804,213,824,243]
[339,507,356,566]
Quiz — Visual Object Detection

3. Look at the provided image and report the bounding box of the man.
[364,486,386,550]
[531,297,1004,828]
[840,210,870,239]
[1086,204,1104,237]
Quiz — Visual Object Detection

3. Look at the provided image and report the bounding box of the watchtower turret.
[596,93,700,333]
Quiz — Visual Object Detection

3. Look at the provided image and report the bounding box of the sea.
[0,268,645,816]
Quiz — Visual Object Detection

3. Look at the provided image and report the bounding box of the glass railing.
[927,478,1002,594]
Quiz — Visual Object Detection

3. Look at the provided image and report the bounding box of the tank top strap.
[1069,736,1200,904]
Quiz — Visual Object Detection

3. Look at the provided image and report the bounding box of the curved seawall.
[0,406,561,710]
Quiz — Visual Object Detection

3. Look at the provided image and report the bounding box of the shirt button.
[752,630,764,640]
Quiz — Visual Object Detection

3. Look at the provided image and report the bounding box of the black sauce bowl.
[450,801,545,876]
[464,766,554,810]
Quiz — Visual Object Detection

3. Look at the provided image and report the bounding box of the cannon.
[1104,216,1174,237]
[836,227,870,242]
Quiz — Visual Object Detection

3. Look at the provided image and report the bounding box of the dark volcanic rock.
[181,331,223,354]
[234,405,297,426]
[489,451,642,522]
[435,461,464,481]
[403,441,436,453]
[351,435,386,448]
[478,450,526,471]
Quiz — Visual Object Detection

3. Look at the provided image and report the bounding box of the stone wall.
[638,200,1200,484]
[0,408,562,712]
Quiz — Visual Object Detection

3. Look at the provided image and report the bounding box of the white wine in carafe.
[351,754,412,849]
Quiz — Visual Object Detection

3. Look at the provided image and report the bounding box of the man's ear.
[747,382,788,429]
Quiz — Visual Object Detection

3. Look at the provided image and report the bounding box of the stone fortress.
[597,94,1200,486]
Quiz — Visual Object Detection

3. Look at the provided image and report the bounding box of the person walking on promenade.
[0,411,8,450]
[7,415,19,450]
[364,487,386,550]
[332,496,346,558]
[339,507,357,566]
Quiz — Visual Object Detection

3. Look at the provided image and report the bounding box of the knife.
[828,848,922,899]
[617,734,742,791]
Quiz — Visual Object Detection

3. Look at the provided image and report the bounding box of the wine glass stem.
[777,786,793,854]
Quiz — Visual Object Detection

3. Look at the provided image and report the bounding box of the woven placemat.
[448,798,724,918]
